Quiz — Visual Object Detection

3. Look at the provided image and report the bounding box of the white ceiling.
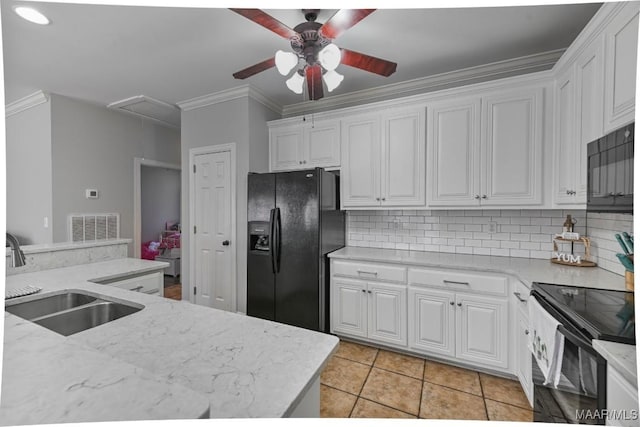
[1,1,603,112]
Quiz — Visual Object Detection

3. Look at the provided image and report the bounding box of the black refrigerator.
[247,168,345,332]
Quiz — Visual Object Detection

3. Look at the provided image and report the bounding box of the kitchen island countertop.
[2,258,338,423]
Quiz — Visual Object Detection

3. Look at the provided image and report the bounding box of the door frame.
[133,158,181,259]
[188,143,237,310]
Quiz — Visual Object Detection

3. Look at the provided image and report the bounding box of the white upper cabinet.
[604,2,639,133]
[481,87,543,206]
[427,86,543,207]
[269,119,340,171]
[427,98,481,206]
[341,108,425,209]
[553,38,604,206]
[341,114,381,207]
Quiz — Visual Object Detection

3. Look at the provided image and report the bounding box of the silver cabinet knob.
[376,197,381,201]
[474,195,480,199]
[457,302,462,307]
[617,192,624,196]
[361,289,366,293]
[367,290,372,294]
[302,160,306,164]
[482,195,487,199]
[222,240,230,246]
[381,198,386,201]
[525,329,530,335]
[449,301,455,306]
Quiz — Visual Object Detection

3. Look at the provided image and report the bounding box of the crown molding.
[553,2,630,73]
[177,84,282,115]
[5,90,50,117]
[281,48,564,117]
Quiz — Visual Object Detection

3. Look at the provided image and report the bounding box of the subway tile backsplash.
[347,209,588,260]
[586,212,634,276]
[347,209,634,277]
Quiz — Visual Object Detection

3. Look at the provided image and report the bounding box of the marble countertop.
[593,340,638,387]
[5,238,132,255]
[328,247,627,291]
[2,258,338,422]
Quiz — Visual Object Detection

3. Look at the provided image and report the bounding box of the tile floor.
[320,340,534,421]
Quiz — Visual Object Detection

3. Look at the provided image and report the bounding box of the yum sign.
[553,252,582,264]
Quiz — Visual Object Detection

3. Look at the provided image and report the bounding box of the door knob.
[222,240,230,246]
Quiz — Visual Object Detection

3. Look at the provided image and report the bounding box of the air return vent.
[68,214,120,243]
[107,95,180,128]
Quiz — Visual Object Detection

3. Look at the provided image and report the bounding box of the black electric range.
[532,282,635,345]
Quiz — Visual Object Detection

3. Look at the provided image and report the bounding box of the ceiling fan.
[230,8,398,101]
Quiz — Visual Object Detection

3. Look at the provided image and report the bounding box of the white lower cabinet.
[513,283,534,407]
[101,271,163,295]
[408,286,508,370]
[331,259,512,375]
[332,277,407,347]
[606,366,639,427]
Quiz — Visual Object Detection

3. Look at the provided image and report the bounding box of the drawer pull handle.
[357,270,378,276]
[513,292,528,303]
[130,285,144,292]
[443,280,469,286]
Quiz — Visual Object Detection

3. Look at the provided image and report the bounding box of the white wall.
[6,100,53,245]
[180,95,277,310]
[141,165,181,242]
[50,94,181,248]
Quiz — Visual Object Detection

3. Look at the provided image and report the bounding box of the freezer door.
[275,170,321,330]
[247,173,276,321]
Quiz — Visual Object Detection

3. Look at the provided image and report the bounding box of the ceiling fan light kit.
[231,8,397,101]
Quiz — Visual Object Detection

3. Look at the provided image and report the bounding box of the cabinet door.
[367,282,407,347]
[553,67,578,205]
[270,126,303,171]
[481,88,543,205]
[516,315,534,407]
[331,278,367,338]
[604,3,639,133]
[575,39,605,202]
[427,98,481,206]
[304,121,341,168]
[408,287,455,358]
[380,109,425,206]
[456,293,509,369]
[341,115,381,207]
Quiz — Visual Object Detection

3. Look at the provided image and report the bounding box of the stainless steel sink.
[34,301,142,336]
[5,292,97,320]
[5,290,144,336]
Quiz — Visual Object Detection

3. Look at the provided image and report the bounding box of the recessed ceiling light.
[14,6,50,25]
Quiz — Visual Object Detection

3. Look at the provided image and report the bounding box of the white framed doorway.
[188,143,237,312]
[133,158,181,259]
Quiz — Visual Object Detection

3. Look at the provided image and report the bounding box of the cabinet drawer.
[108,272,162,294]
[333,260,406,283]
[513,280,531,317]
[408,268,507,296]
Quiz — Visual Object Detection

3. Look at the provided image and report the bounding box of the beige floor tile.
[320,385,357,418]
[351,398,416,418]
[424,360,482,396]
[335,340,379,365]
[320,355,371,395]
[480,373,531,410]
[419,382,488,420]
[374,349,425,379]
[360,367,422,415]
[486,399,534,422]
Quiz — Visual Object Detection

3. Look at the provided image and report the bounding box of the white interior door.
[193,150,232,310]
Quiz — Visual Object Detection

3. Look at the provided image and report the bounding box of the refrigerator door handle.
[269,208,276,274]
[275,207,282,273]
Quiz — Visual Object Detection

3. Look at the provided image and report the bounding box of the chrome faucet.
[6,233,26,267]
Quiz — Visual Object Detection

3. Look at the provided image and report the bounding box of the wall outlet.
[488,221,497,233]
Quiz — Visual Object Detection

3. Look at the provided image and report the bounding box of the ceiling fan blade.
[340,48,397,77]
[305,65,324,101]
[229,9,298,39]
[319,9,376,39]
[232,57,276,80]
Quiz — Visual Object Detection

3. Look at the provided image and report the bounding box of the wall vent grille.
[68,213,120,242]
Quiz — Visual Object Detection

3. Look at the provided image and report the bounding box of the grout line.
[356,396,418,418]
[348,349,378,418]
[320,383,360,398]
[418,359,425,418]
[484,398,534,412]
[478,373,490,420]
[331,354,375,369]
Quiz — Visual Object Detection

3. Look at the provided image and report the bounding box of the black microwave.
[587,122,634,213]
